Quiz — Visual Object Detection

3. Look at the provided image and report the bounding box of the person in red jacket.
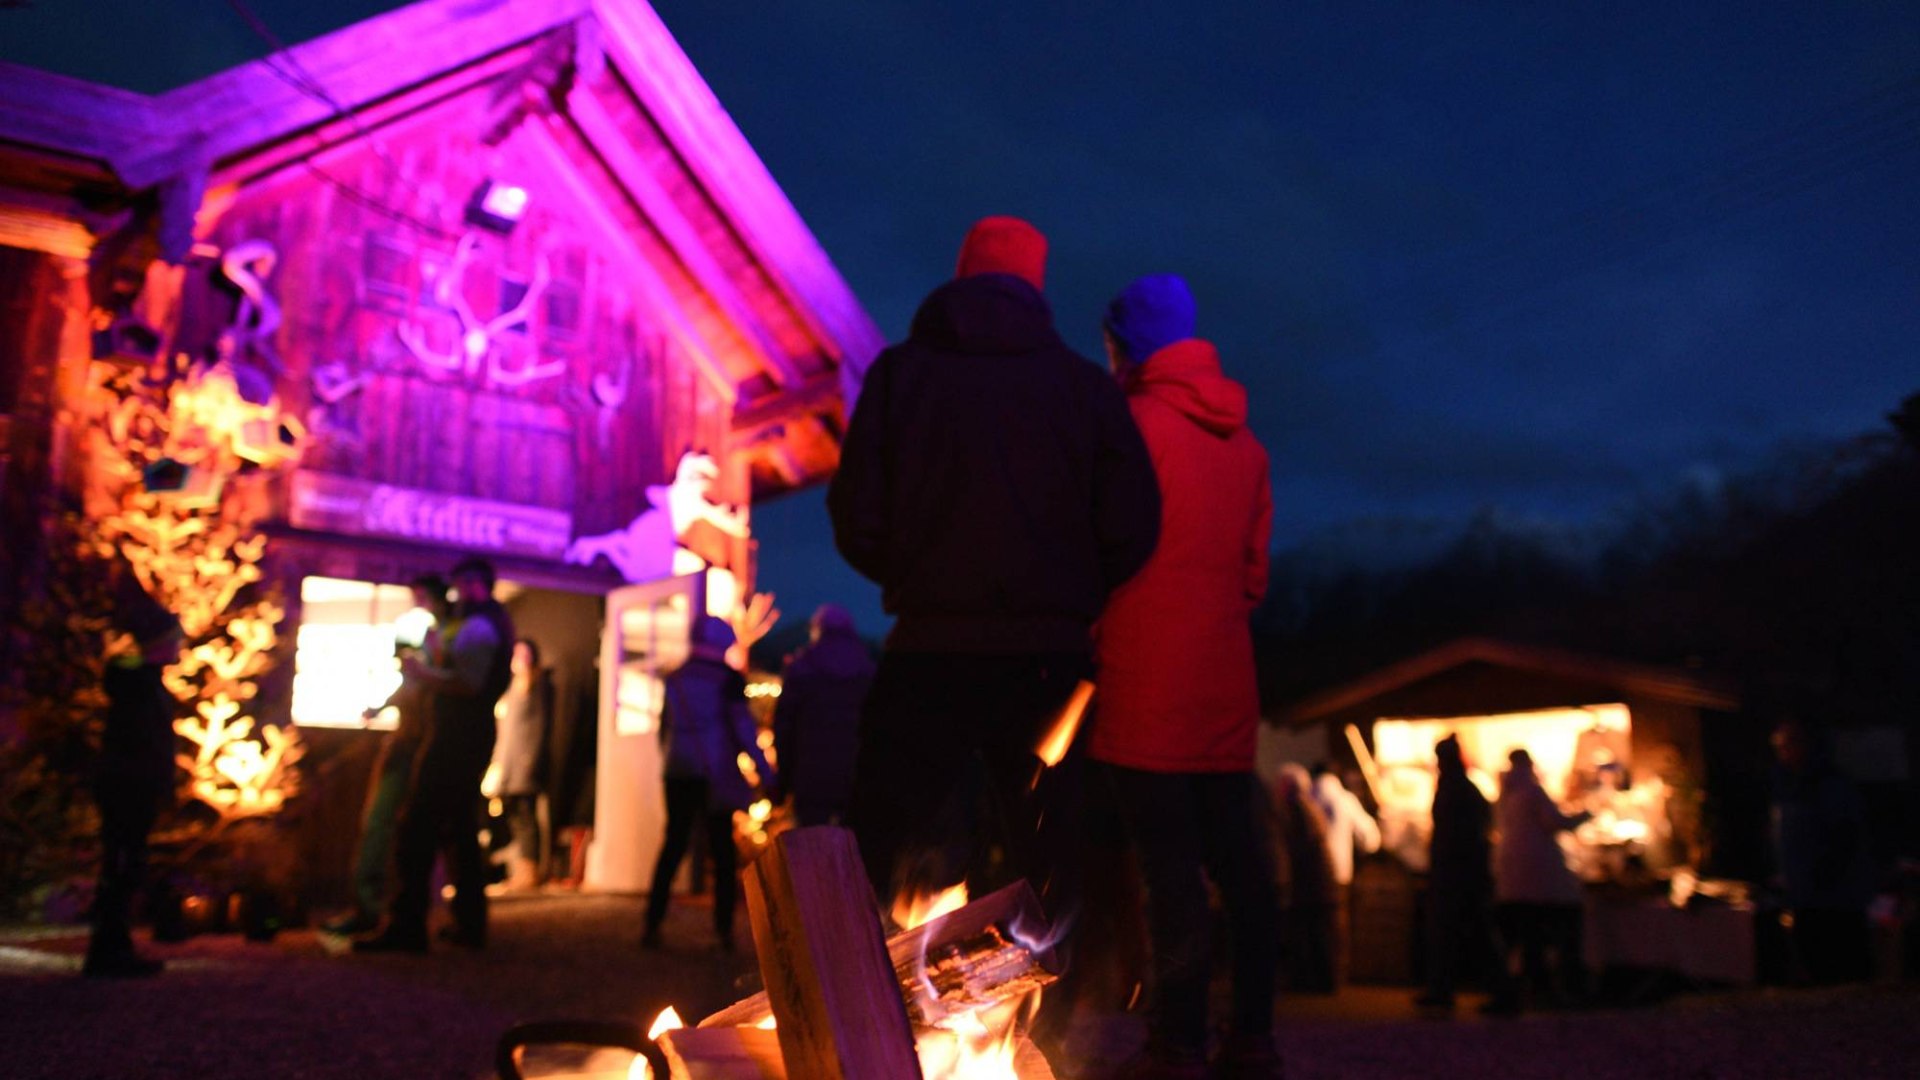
[1091,274,1281,1079]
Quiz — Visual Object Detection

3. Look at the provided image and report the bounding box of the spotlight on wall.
[465,180,529,234]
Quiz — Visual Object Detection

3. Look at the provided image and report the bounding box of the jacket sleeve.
[771,662,802,785]
[827,348,895,584]
[1245,451,1273,605]
[730,695,776,798]
[1348,790,1382,854]
[1092,380,1161,594]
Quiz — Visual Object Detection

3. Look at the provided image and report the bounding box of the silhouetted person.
[489,637,552,891]
[1090,275,1279,1078]
[85,563,181,978]
[643,615,774,951]
[358,557,514,953]
[1770,718,1875,983]
[327,575,448,935]
[771,604,874,827]
[1417,735,1515,1013]
[1494,747,1591,1007]
[829,217,1160,913]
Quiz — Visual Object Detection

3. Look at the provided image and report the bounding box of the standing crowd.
[78,214,1889,1080]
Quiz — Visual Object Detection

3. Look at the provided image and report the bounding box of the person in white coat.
[1311,763,1380,985]
[1311,764,1381,886]
[1494,748,1591,1007]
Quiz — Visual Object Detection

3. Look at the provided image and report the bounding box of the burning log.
[688,827,1060,1080]
[702,877,1058,1034]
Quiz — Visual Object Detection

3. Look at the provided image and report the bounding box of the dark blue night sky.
[6,2,1917,638]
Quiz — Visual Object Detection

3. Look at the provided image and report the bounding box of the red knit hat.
[955,215,1047,290]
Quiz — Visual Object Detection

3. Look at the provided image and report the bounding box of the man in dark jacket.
[85,563,181,977]
[1418,735,1517,1013]
[643,615,775,951]
[772,604,875,827]
[829,216,1161,915]
[359,556,514,953]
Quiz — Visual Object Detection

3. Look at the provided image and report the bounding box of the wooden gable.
[0,0,881,523]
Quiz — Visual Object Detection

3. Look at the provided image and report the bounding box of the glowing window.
[1373,703,1631,808]
[290,576,425,729]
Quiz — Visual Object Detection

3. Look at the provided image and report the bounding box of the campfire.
[647,827,1059,1080]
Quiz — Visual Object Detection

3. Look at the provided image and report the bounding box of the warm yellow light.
[893,882,968,932]
[93,358,308,823]
[647,1006,685,1041]
[1033,680,1095,770]
[1372,704,1631,804]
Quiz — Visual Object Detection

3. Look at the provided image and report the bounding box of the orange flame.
[631,1007,686,1080]
[893,882,969,932]
[647,1006,685,1041]
[1033,680,1096,771]
[917,995,1034,1080]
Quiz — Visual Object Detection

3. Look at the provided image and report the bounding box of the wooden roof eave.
[0,62,157,173]
[560,84,799,391]
[1277,636,1741,728]
[517,117,738,408]
[592,0,884,381]
[112,0,595,191]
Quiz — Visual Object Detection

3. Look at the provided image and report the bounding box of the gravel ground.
[4,893,1916,1079]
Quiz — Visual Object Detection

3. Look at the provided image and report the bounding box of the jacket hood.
[1131,339,1247,436]
[909,273,1062,356]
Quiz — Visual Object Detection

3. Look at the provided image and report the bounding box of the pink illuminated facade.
[0,0,881,894]
[2,0,880,571]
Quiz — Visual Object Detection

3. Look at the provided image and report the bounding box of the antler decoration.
[397,231,566,389]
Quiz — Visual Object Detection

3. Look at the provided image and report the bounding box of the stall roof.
[0,0,881,496]
[1276,636,1741,729]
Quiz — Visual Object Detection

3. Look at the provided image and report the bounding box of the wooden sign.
[287,470,572,558]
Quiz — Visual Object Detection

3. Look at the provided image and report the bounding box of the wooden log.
[704,878,1058,1032]
[657,1027,786,1080]
[740,826,924,1080]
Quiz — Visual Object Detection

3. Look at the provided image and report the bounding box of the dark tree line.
[1255,391,1920,730]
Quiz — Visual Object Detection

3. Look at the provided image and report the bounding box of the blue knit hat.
[1103,274,1196,364]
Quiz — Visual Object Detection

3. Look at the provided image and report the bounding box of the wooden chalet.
[0,0,882,894]
[1269,637,1756,986]
[1274,636,1742,789]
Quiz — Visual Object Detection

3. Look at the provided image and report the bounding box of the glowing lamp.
[465,180,530,234]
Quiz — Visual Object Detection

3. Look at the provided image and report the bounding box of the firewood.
[739,826,924,1080]
[657,1027,787,1080]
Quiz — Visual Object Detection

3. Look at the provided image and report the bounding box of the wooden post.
[741,826,924,1080]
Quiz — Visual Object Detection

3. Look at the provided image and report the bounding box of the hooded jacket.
[1090,339,1272,772]
[829,273,1161,654]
